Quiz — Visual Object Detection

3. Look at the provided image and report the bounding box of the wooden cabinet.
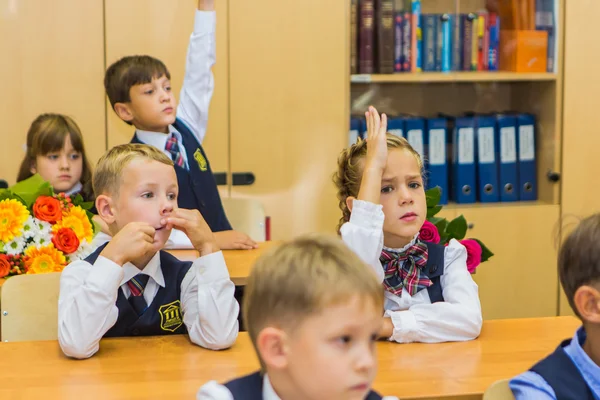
[0,0,105,184]
[228,0,348,238]
[452,204,560,319]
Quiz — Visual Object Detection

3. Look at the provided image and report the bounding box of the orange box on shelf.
[499,30,548,72]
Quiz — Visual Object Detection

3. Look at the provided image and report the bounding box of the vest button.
[430,265,438,273]
[132,328,140,336]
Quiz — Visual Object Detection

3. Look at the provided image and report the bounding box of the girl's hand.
[364,106,388,173]
[356,106,388,205]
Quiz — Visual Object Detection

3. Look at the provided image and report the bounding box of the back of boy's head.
[17,114,93,195]
[333,134,423,232]
[93,143,173,197]
[559,213,600,318]
[243,234,384,368]
[104,55,170,124]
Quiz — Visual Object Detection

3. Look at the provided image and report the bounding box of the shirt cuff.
[192,251,230,282]
[385,309,418,342]
[194,10,216,36]
[349,199,384,230]
[86,256,125,292]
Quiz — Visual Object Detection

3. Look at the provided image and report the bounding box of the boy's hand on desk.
[214,230,257,250]
[100,222,159,266]
[163,209,219,256]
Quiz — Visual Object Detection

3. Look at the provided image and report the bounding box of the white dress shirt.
[136,10,216,166]
[58,250,239,359]
[196,374,399,400]
[340,199,482,343]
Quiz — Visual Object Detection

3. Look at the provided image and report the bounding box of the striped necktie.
[127,274,150,316]
[165,133,185,168]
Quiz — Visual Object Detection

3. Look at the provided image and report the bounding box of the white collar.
[136,125,181,150]
[262,374,280,400]
[65,182,82,196]
[120,251,165,288]
[383,233,420,253]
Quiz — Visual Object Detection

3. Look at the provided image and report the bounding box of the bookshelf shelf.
[350,72,558,84]
[444,200,552,211]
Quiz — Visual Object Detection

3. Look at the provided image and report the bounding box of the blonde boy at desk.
[102,0,256,250]
[510,214,600,399]
[197,235,398,400]
[58,144,239,359]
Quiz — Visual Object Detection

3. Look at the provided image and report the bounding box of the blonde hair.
[17,113,94,200]
[333,134,424,232]
[243,234,384,369]
[93,143,173,196]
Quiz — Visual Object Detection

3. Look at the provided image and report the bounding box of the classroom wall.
[0,1,106,185]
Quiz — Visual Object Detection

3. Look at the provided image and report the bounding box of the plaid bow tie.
[379,240,431,297]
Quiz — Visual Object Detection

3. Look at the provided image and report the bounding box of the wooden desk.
[0,317,580,399]
[168,241,279,285]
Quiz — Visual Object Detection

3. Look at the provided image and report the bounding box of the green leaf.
[9,174,52,207]
[446,215,468,240]
[434,218,448,234]
[426,205,443,218]
[473,238,494,262]
[428,216,444,225]
[86,210,98,234]
[71,193,84,205]
[439,233,450,244]
[426,186,442,207]
[0,191,28,208]
[79,201,94,210]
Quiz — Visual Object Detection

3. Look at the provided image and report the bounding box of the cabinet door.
[0,0,105,184]
[104,0,229,192]
[559,0,600,316]
[228,0,349,239]
[453,204,559,319]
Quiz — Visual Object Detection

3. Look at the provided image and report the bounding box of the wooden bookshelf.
[351,72,558,84]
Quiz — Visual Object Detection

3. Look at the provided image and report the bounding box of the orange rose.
[0,254,10,278]
[33,196,63,224]
[52,228,80,254]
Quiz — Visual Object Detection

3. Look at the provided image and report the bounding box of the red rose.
[33,196,63,224]
[0,254,10,278]
[52,228,80,254]
[419,220,441,244]
[460,239,483,273]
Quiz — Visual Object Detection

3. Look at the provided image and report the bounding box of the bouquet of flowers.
[420,187,493,273]
[0,175,96,278]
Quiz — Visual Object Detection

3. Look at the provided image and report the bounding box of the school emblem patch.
[159,300,183,332]
[193,148,208,171]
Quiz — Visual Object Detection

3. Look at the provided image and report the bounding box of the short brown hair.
[243,234,384,368]
[333,134,424,232]
[93,143,173,197]
[17,113,94,201]
[558,214,600,318]
[104,55,170,124]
